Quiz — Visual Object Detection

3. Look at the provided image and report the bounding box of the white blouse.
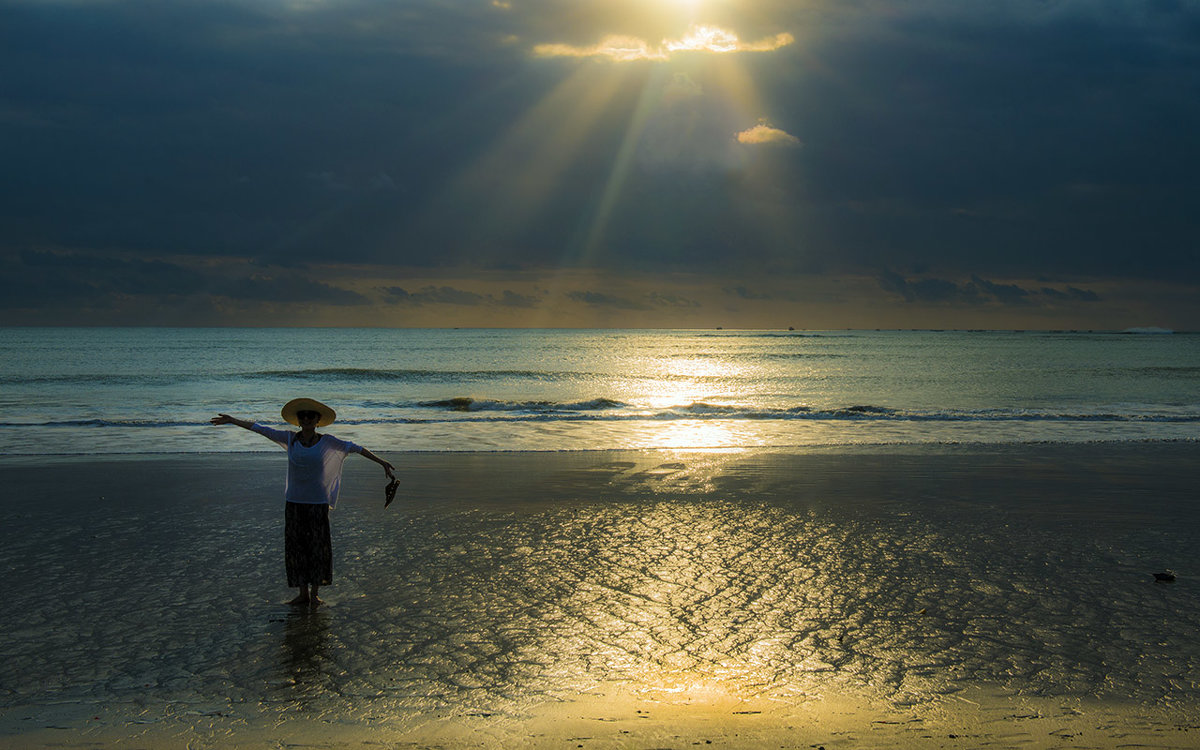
[251,423,363,507]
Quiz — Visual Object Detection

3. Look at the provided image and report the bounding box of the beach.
[3,443,1198,748]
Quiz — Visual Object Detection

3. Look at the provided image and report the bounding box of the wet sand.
[2,443,1198,748]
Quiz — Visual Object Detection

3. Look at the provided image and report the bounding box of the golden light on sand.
[631,667,756,703]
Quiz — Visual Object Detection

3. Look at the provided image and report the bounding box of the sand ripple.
[3,448,1198,729]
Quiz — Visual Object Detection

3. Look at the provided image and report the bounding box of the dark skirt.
[284,502,332,587]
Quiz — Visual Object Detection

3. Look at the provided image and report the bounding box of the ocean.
[1,327,1197,455]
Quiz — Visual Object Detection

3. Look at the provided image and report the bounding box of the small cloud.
[878,267,915,302]
[735,123,801,147]
[384,285,486,306]
[497,289,540,308]
[534,35,666,62]
[491,0,511,8]
[1041,286,1101,302]
[534,25,793,62]
[567,290,648,310]
[647,292,700,308]
[667,27,793,55]
[969,275,1029,306]
[725,285,770,300]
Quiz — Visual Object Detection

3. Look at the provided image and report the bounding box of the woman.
[211,398,395,607]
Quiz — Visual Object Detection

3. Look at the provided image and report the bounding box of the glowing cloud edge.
[533,26,794,61]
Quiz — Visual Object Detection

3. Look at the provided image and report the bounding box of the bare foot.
[309,596,324,608]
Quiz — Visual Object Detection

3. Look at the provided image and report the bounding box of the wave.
[0,419,199,428]
[417,397,628,412]
[7,404,1198,430]
[245,367,575,382]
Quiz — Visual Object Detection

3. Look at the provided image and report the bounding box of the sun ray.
[709,54,768,123]
[445,64,633,236]
[383,11,799,328]
[568,66,671,268]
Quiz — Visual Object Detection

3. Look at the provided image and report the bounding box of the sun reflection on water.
[634,355,758,449]
[641,419,749,449]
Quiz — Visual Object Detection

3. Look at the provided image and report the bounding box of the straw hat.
[281,397,337,427]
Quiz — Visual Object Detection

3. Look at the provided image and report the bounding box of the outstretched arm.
[212,414,291,449]
[358,447,396,480]
[211,414,255,430]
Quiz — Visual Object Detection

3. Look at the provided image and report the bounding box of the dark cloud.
[970,276,1030,306]
[384,286,485,306]
[880,269,963,304]
[4,247,371,313]
[2,249,207,308]
[1066,286,1101,303]
[563,290,700,309]
[879,268,1102,307]
[222,275,368,305]
[647,292,701,308]
[383,285,541,308]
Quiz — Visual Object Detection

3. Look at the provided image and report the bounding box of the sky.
[1,0,1198,329]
